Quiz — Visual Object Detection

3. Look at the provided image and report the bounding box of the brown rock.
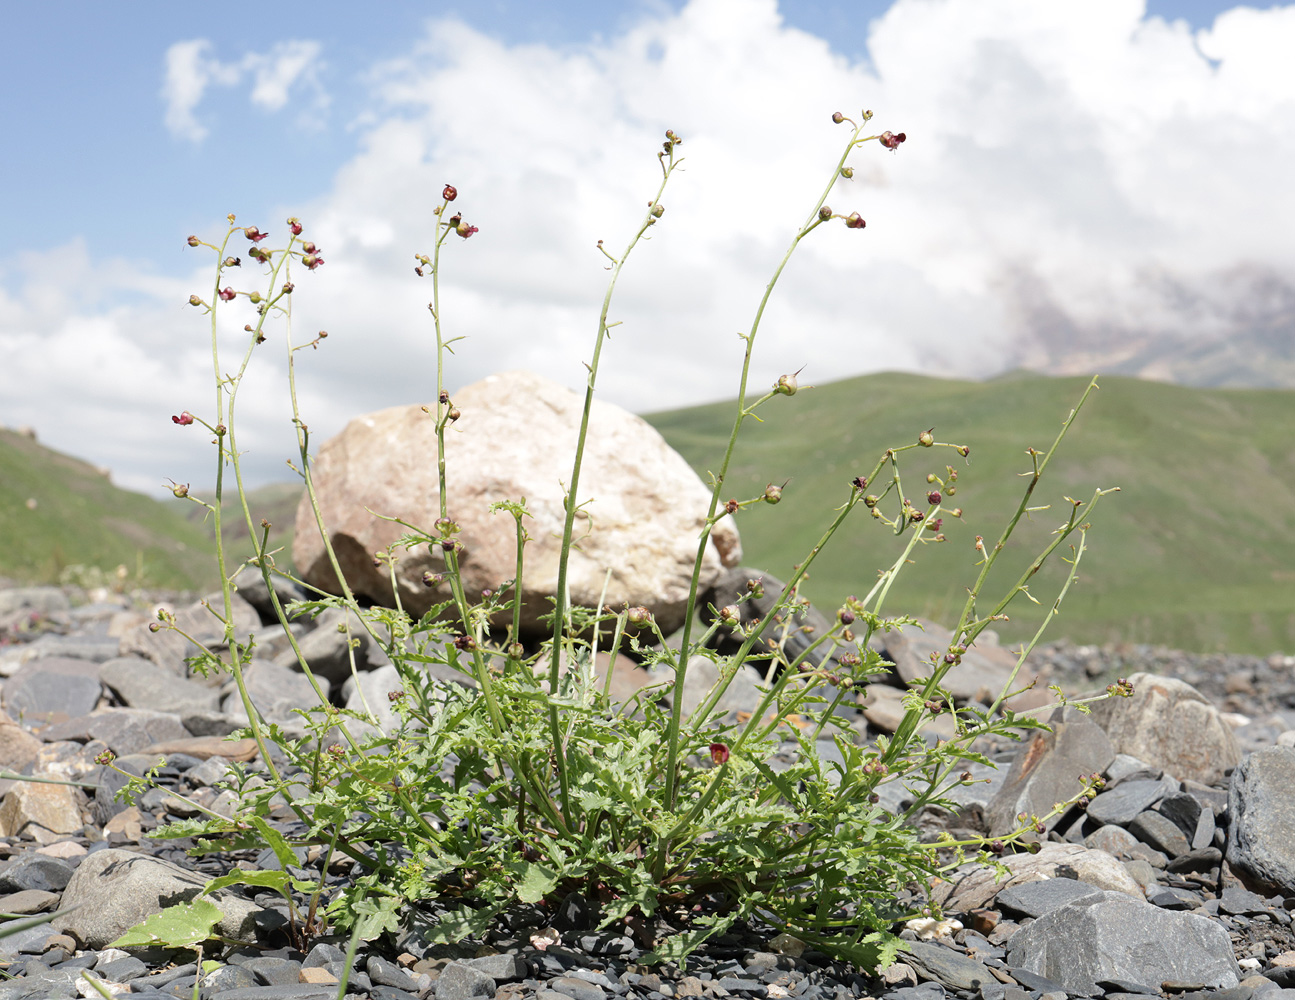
[294,370,741,636]
[140,737,259,762]
[0,780,84,843]
[300,967,339,984]
[1087,672,1241,785]
[0,714,42,773]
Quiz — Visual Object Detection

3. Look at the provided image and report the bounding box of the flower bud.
[919,429,935,447]
[442,184,458,202]
[288,218,303,235]
[719,605,740,627]
[927,490,941,505]
[626,606,653,627]
[148,622,161,632]
[453,634,475,651]
[863,494,878,508]
[448,407,461,421]
[838,608,855,626]
[832,111,845,123]
[170,482,189,498]
[844,212,865,229]
[439,390,450,404]
[763,483,783,504]
[188,294,203,307]
[650,203,664,218]
[187,235,200,247]
[219,287,236,302]
[840,166,854,179]
[95,749,117,765]
[774,373,799,395]
[957,444,970,457]
[508,642,525,659]
[223,256,241,268]
[818,206,833,221]
[422,571,444,587]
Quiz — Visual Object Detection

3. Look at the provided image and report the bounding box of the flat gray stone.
[436,961,497,1000]
[99,656,220,714]
[1129,809,1191,858]
[1086,779,1170,826]
[903,939,995,990]
[39,707,187,755]
[3,658,102,722]
[1227,746,1295,896]
[996,876,1103,918]
[1005,890,1240,991]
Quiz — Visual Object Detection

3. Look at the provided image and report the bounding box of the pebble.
[2,582,1295,1000]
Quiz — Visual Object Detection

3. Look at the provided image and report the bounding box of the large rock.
[1005,890,1240,990]
[52,848,261,949]
[984,705,1114,837]
[1087,672,1240,786]
[294,370,741,636]
[1227,746,1295,896]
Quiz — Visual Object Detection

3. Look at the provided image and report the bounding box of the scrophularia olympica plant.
[111,108,1120,971]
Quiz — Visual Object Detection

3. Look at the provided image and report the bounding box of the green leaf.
[425,902,506,945]
[505,861,559,904]
[204,869,292,897]
[108,898,223,949]
[249,815,300,871]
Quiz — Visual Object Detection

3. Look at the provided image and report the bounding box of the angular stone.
[0,780,83,843]
[985,706,1114,836]
[1129,810,1191,858]
[221,658,330,733]
[3,658,103,724]
[1156,791,1203,836]
[1086,779,1171,827]
[932,843,1144,911]
[274,606,388,686]
[0,853,74,892]
[996,876,1103,918]
[52,847,261,949]
[461,953,528,980]
[1006,891,1241,990]
[903,939,995,990]
[294,371,741,637]
[99,656,220,714]
[1227,746,1295,896]
[1085,824,1140,859]
[1088,673,1241,786]
[0,715,41,773]
[436,961,497,1000]
[38,707,187,755]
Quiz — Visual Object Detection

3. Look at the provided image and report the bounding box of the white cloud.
[8,0,1295,497]
[160,38,326,143]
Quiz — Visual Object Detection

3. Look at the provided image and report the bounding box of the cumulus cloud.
[6,0,1295,496]
[161,38,326,142]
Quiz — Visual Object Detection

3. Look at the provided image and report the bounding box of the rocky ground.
[2,577,1295,1000]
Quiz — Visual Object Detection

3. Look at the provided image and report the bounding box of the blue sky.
[2,0,1292,496]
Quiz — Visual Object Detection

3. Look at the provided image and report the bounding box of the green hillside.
[0,428,219,590]
[645,371,1295,656]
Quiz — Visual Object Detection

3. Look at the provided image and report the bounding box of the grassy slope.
[178,481,302,578]
[646,372,1295,656]
[0,428,219,590]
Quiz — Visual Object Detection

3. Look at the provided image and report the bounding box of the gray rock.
[903,939,995,990]
[1086,778,1173,826]
[99,656,220,715]
[549,975,608,1000]
[1005,890,1241,990]
[870,619,1035,706]
[1192,806,1217,851]
[38,708,187,755]
[985,706,1115,836]
[0,854,74,893]
[3,658,102,722]
[1105,754,1160,785]
[1156,791,1203,836]
[461,953,528,980]
[1087,672,1240,786]
[1085,824,1141,859]
[239,957,303,986]
[676,653,765,720]
[52,848,262,949]
[436,961,497,1000]
[996,876,1103,918]
[1228,746,1295,896]
[1219,885,1270,915]
[1129,810,1191,858]
[222,658,330,732]
[0,587,70,616]
[273,606,387,685]
[119,591,260,671]
[366,955,421,990]
[231,566,304,622]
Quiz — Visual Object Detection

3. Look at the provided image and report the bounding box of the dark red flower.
[844,212,866,229]
[709,743,730,766]
[879,131,907,151]
[442,184,458,202]
[456,222,479,239]
[244,226,269,242]
[218,287,236,301]
[171,412,194,425]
